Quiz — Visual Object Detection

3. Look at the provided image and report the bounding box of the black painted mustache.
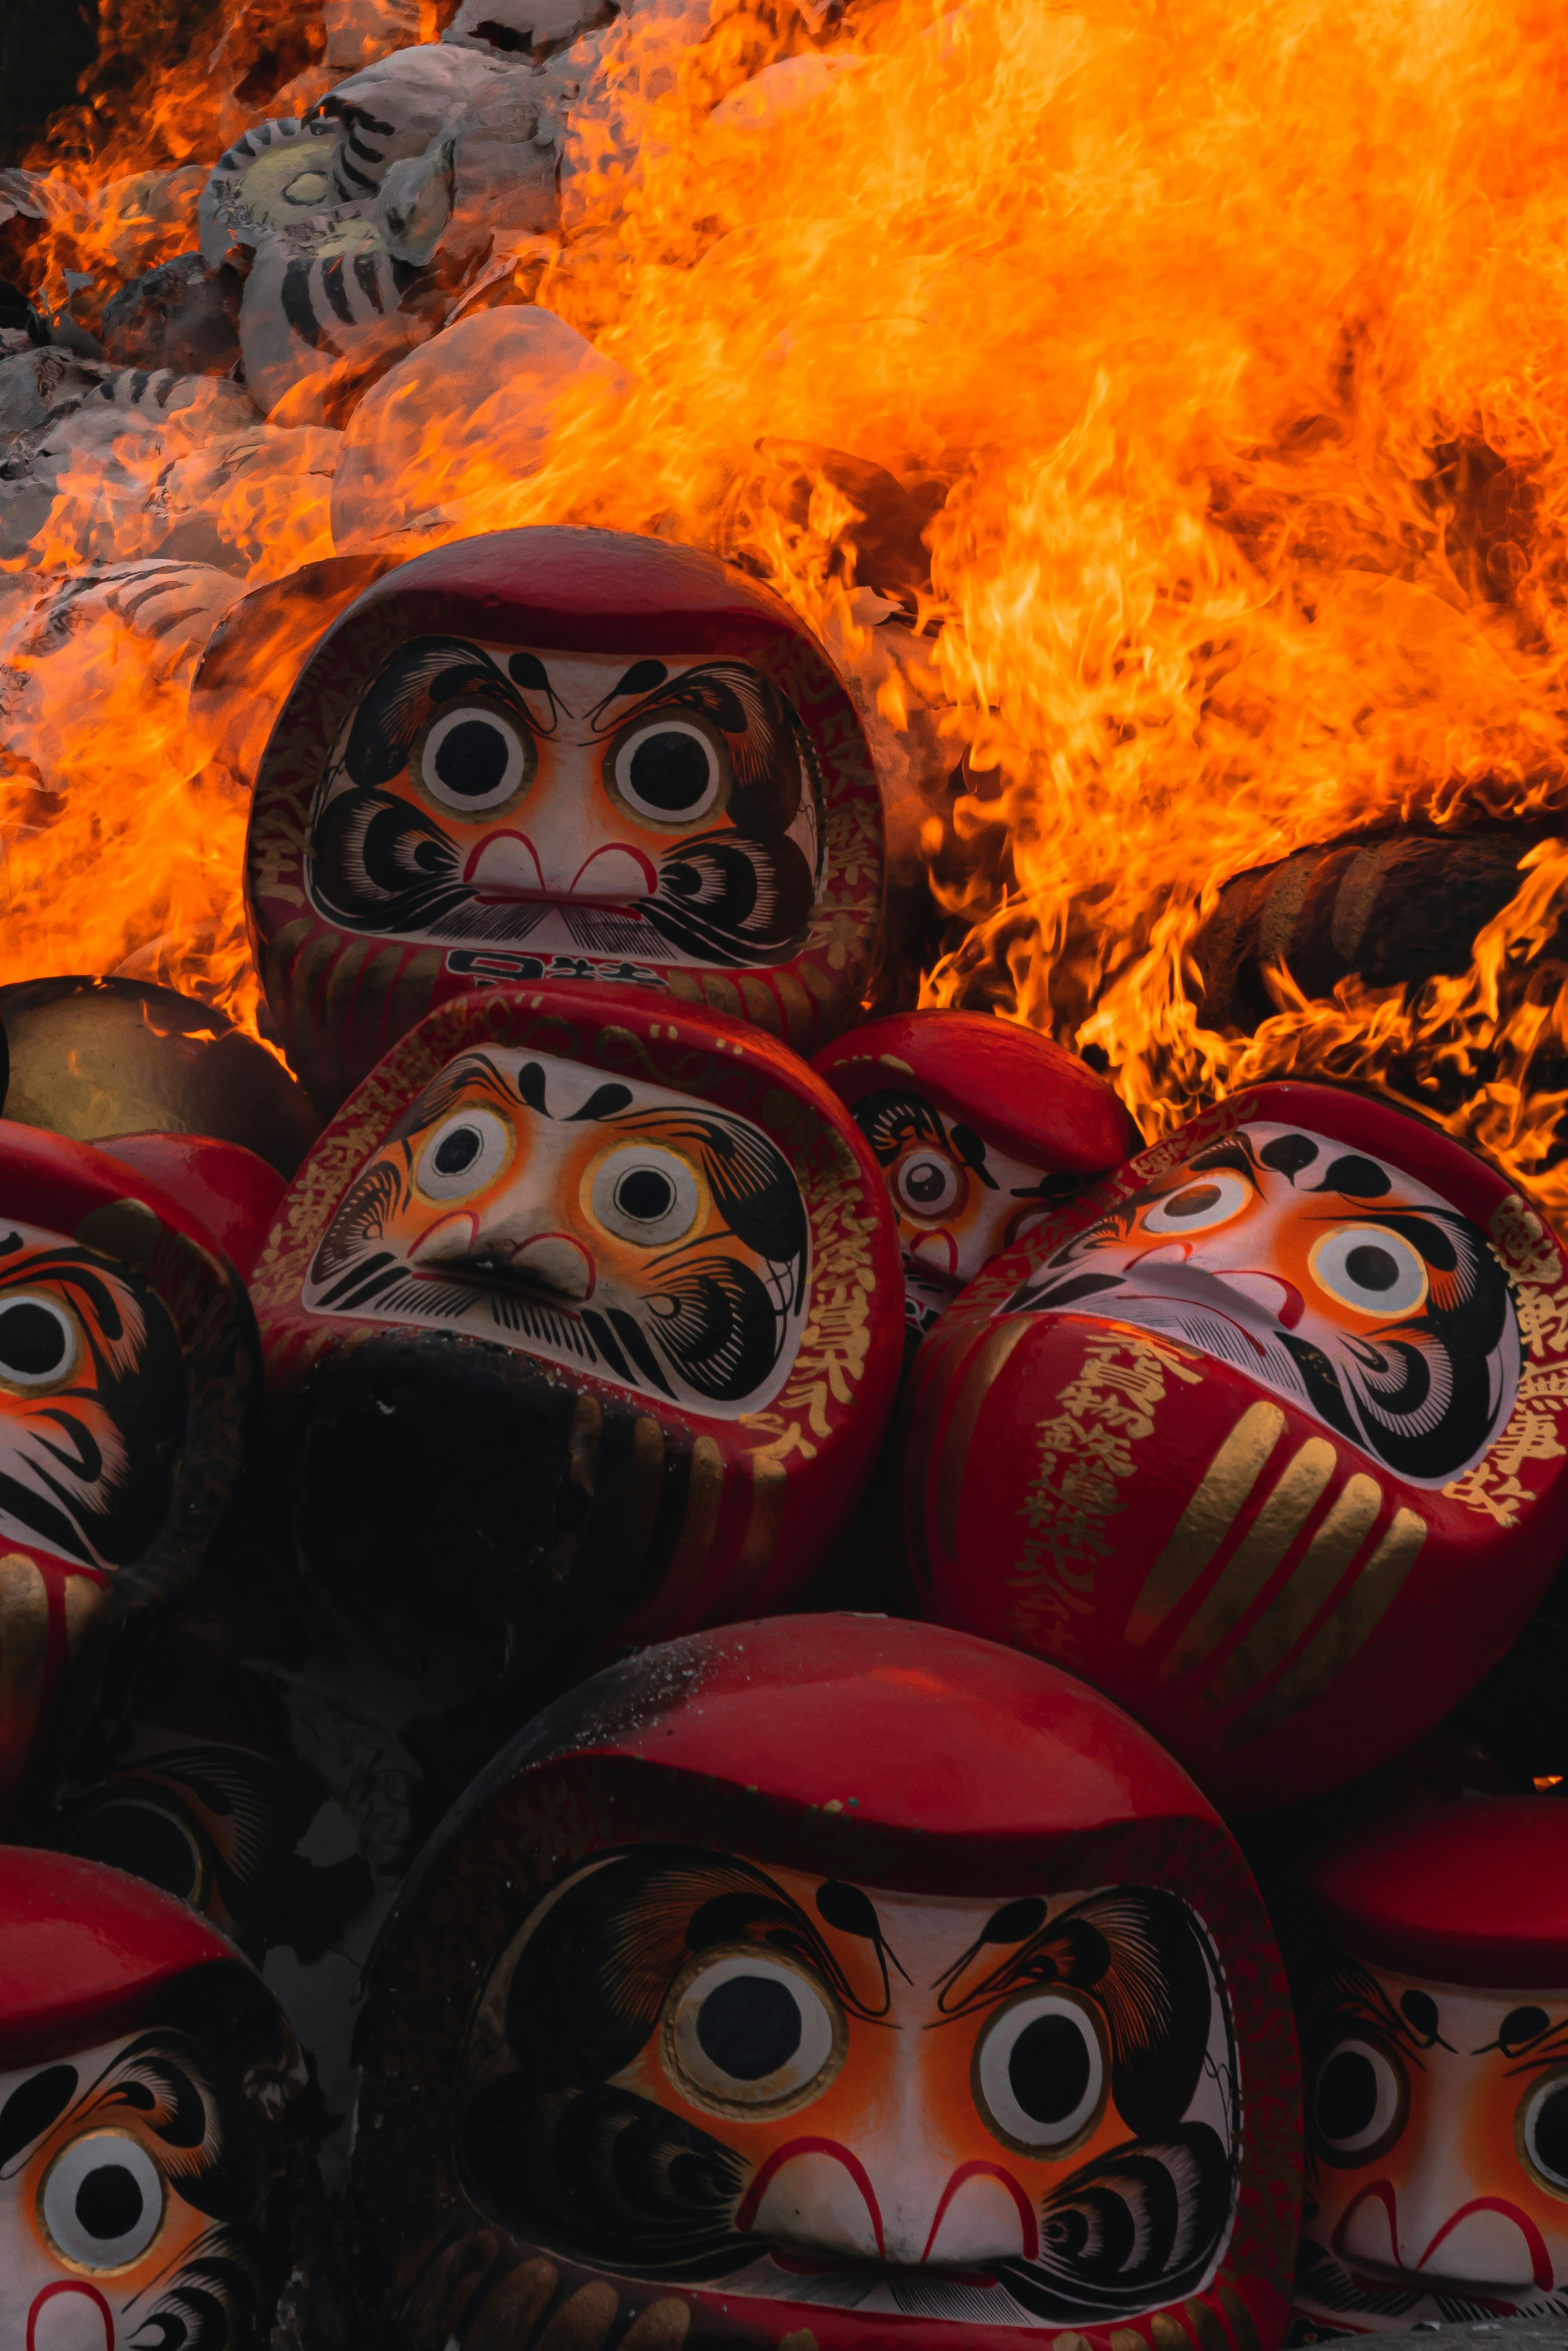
[309,791,815,967]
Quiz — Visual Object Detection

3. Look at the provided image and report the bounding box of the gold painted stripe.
[1225,1506,1427,1747]
[718,1455,788,1615]
[935,1318,1035,1560]
[1216,2280,1261,2351]
[1207,1469,1383,1707]
[1150,2314,1192,2351]
[1109,2334,1149,2351]
[1162,1437,1337,1681]
[616,1415,667,1578]
[1184,2300,1229,2351]
[643,1434,724,1631]
[1125,1403,1285,1647]
[900,1311,998,1587]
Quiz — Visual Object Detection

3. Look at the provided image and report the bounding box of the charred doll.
[899,1081,1568,1812]
[245,526,884,1111]
[0,1122,256,1832]
[348,1613,1300,2351]
[814,1009,1138,1350]
[1292,1797,1568,2334]
[0,1847,319,2349]
[250,980,902,1727]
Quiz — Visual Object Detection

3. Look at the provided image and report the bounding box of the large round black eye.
[893,1153,960,1218]
[40,2130,165,2267]
[1140,1170,1251,1237]
[1310,1225,1428,1317]
[975,1991,1107,2152]
[1309,2033,1407,2163]
[662,1948,845,2116]
[416,1108,511,1201]
[617,1168,675,1222]
[696,1973,802,2081]
[610,717,728,825]
[1520,2070,1568,2191]
[589,1145,699,1246]
[0,1294,78,1387]
[415,704,533,813]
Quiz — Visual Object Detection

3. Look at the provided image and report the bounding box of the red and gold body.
[899,1081,1568,1812]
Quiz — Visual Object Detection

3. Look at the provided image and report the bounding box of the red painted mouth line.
[1332,2182,1554,2293]
[922,2160,1039,2262]
[735,2138,886,2260]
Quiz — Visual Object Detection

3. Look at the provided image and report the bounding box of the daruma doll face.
[1011,1116,1518,1485]
[301,1042,810,1417]
[459,1847,1241,2320]
[1301,1963,1568,2317]
[1294,1794,1568,2333]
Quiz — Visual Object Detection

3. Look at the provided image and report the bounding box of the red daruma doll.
[814,1009,1138,1350]
[0,1123,256,1830]
[244,525,885,1112]
[1293,1798,1568,2334]
[0,1848,316,2350]
[900,1081,1568,1813]
[249,980,902,1696]
[347,1614,1300,2351]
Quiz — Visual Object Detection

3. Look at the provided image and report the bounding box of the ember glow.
[7,0,1568,1212]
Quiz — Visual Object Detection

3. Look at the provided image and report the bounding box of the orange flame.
[6,0,1568,1225]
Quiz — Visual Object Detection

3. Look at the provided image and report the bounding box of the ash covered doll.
[249,979,901,1725]
[347,1613,1300,2351]
[245,525,884,1112]
[0,1847,320,2349]
[815,1009,1138,1350]
[900,1080,1568,1813]
[1292,1798,1568,2335]
[0,1122,256,1832]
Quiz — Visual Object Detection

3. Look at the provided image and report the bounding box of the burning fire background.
[4,0,1568,1226]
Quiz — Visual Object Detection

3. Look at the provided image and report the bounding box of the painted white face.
[846,1083,1078,1339]
[0,1220,185,1571]
[1009,1120,1520,1485]
[0,2032,251,2351]
[459,1853,1241,2326]
[304,1045,811,1417]
[307,641,822,968]
[1299,1959,1568,2326]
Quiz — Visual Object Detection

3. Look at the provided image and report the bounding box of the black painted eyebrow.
[403,1052,521,1134]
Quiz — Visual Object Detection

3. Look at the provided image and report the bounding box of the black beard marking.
[993,2127,1234,2321]
[136,2243,265,2351]
[0,1246,185,1569]
[309,794,815,967]
[309,1076,806,1409]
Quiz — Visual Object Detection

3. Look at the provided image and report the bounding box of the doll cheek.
[26,2282,115,2351]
